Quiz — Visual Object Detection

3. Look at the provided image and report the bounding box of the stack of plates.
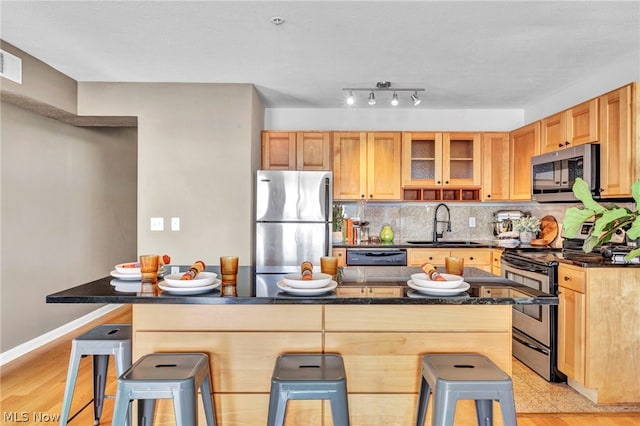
[407,273,470,296]
[277,273,337,296]
[110,262,166,281]
[158,272,220,295]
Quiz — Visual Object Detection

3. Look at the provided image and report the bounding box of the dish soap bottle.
[380,225,394,243]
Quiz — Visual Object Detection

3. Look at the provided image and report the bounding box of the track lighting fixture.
[342,82,425,106]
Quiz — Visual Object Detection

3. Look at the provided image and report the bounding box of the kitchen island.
[47,267,556,425]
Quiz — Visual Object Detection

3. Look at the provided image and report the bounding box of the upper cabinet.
[481,132,510,201]
[333,131,402,201]
[402,132,481,187]
[510,122,540,200]
[540,99,598,153]
[261,131,331,170]
[599,83,639,198]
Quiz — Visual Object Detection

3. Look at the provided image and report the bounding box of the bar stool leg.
[138,399,156,426]
[266,384,288,426]
[432,386,457,426]
[474,399,493,426]
[415,376,430,426]
[60,342,81,425]
[111,383,130,426]
[329,384,350,426]
[498,393,517,426]
[200,373,217,426]
[92,354,109,425]
[173,387,197,426]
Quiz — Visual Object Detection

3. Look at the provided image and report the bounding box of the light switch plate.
[469,217,476,228]
[171,217,180,231]
[150,217,164,231]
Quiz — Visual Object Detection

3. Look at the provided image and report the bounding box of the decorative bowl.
[282,273,332,289]
[162,271,217,288]
[410,273,464,289]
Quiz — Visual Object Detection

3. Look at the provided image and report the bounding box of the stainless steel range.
[501,249,566,382]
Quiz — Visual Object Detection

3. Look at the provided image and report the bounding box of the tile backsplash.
[339,201,582,248]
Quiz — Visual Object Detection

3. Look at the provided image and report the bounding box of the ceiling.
[1,1,639,109]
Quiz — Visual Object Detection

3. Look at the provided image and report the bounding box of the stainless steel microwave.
[531,144,600,202]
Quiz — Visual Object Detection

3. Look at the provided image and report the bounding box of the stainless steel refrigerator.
[255,170,333,296]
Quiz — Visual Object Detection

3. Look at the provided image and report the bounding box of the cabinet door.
[407,249,450,266]
[401,132,443,186]
[541,111,566,153]
[568,98,598,146]
[296,131,331,170]
[557,265,587,384]
[509,122,540,200]
[443,132,481,186]
[332,248,346,267]
[261,131,296,170]
[333,132,367,200]
[367,132,402,200]
[599,84,634,198]
[481,132,510,201]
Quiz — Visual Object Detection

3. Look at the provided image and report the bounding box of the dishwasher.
[346,249,407,266]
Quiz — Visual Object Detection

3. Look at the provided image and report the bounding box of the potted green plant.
[513,216,541,243]
[332,204,344,243]
[563,178,640,260]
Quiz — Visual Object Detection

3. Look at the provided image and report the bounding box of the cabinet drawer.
[558,265,586,293]
[450,249,491,265]
[407,248,449,266]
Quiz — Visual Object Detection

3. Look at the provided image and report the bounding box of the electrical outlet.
[150,217,164,231]
[469,217,476,228]
[171,217,180,231]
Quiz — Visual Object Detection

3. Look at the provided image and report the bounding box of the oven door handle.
[513,334,550,355]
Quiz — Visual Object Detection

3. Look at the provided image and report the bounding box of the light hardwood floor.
[1,305,639,425]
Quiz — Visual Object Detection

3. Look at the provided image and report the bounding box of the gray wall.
[0,102,137,351]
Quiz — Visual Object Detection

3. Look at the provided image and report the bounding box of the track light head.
[391,92,399,106]
[346,91,355,105]
[411,92,421,106]
[368,91,376,105]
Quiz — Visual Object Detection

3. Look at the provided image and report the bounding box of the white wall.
[265,108,524,131]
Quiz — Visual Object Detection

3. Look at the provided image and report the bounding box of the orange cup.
[139,254,160,285]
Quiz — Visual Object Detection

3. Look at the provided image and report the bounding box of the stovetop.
[504,244,638,266]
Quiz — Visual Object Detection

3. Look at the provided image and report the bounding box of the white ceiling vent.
[0,49,23,84]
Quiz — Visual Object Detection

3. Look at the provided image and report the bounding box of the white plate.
[407,280,470,296]
[411,273,464,289]
[110,268,165,281]
[110,279,142,292]
[158,279,221,295]
[277,280,337,295]
[115,262,141,274]
[282,273,332,289]
[162,271,217,288]
[407,289,470,299]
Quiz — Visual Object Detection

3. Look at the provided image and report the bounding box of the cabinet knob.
[445,181,449,184]
[437,180,441,184]
[361,194,365,199]
[487,194,491,198]
[369,194,373,198]
[469,256,474,260]
[558,143,565,148]
[563,276,570,281]
[429,256,433,260]
[565,141,570,146]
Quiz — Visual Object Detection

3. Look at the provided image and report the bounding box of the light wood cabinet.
[557,264,640,404]
[557,264,586,385]
[336,285,403,298]
[261,131,331,170]
[599,83,639,198]
[407,248,492,272]
[333,131,401,200]
[332,247,346,267]
[491,249,504,276]
[481,132,510,201]
[509,122,541,200]
[402,132,481,187]
[540,99,599,153]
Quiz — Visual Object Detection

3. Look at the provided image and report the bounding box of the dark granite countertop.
[46,266,558,306]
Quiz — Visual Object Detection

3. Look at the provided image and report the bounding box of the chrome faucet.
[432,203,452,242]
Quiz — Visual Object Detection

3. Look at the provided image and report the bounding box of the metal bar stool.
[60,324,132,425]
[112,352,216,426]
[267,353,350,426]
[416,353,517,426]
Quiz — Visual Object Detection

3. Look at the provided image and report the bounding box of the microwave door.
[533,162,561,191]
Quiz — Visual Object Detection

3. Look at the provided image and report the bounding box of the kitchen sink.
[406,240,482,247]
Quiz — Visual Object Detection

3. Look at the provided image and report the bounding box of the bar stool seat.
[112,352,216,426]
[416,353,517,426]
[267,353,350,426]
[60,324,132,425]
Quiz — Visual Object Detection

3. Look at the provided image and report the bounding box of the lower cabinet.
[407,248,493,272]
[557,264,640,404]
[132,303,513,425]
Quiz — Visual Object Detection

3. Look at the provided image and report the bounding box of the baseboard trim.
[0,304,124,366]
